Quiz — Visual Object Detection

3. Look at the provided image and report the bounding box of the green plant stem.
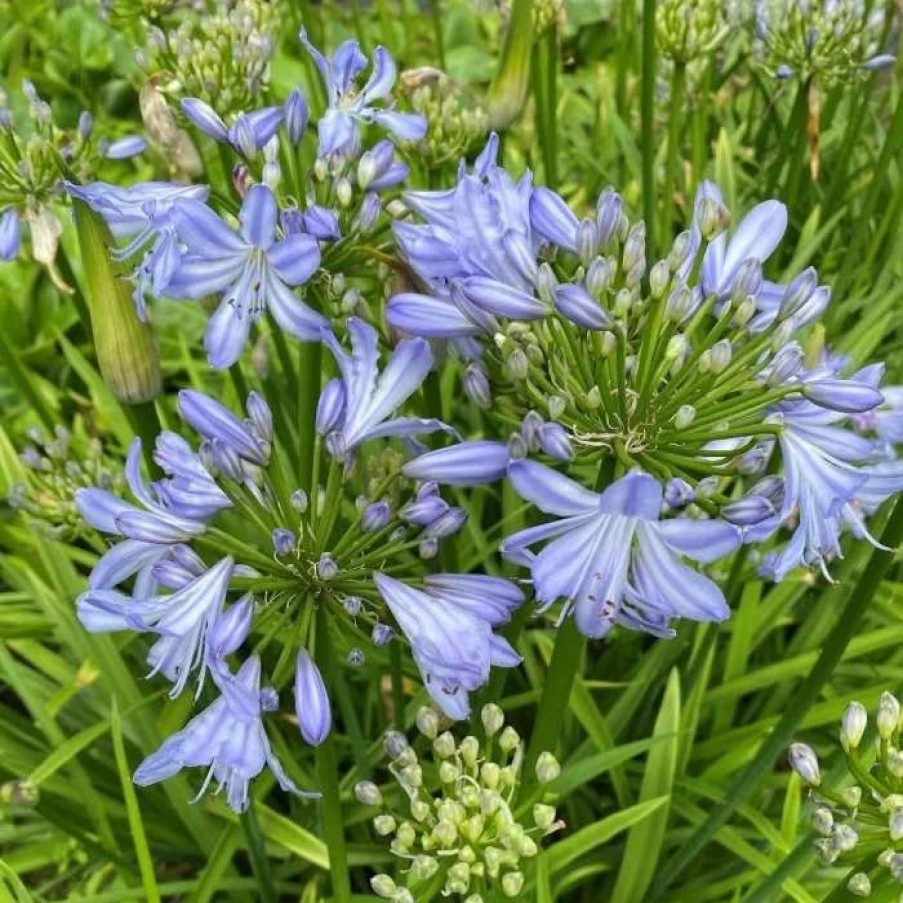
[240,803,277,903]
[315,614,353,903]
[532,25,558,189]
[521,615,586,795]
[664,62,687,231]
[126,402,162,470]
[648,499,903,898]
[640,0,657,262]
[430,0,446,69]
[298,341,322,492]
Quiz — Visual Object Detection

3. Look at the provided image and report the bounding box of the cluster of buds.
[6,424,123,542]
[138,0,275,116]
[655,0,730,65]
[400,69,489,168]
[789,692,903,897]
[0,83,143,285]
[358,705,563,901]
[753,0,894,85]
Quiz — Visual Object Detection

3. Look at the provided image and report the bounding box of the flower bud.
[71,198,162,403]
[840,785,861,809]
[779,267,818,319]
[649,260,670,299]
[294,650,331,745]
[832,823,858,852]
[290,488,308,512]
[385,730,409,760]
[316,378,346,435]
[481,703,505,737]
[447,862,471,894]
[765,343,803,386]
[463,363,491,408]
[315,554,339,580]
[664,477,694,508]
[846,873,871,897]
[502,872,524,897]
[535,751,560,783]
[272,527,295,556]
[877,691,900,740]
[411,799,431,822]
[709,339,732,374]
[439,761,460,784]
[890,809,903,841]
[284,89,309,145]
[460,735,479,768]
[812,807,833,835]
[372,623,395,645]
[586,257,612,298]
[434,731,456,758]
[499,726,520,753]
[371,874,396,897]
[667,230,691,270]
[362,500,391,532]
[416,706,440,739]
[411,854,439,880]
[788,742,820,786]
[336,177,353,207]
[534,803,557,830]
[354,780,382,806]
[506,348,528,380]
[538,423,573,461]
[840,701,867,752]
[207,595,254,659]
[674,405,696,429]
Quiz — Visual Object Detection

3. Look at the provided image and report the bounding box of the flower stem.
[240,801,277,903]
[640,0,657,262]
[315,613,353,903]
[521,615,585,796]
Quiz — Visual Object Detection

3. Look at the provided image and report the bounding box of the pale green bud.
[841,702,867,752]
[547,395,566,421]
[888,749,903,780]
[847,873,871,897]
[674,405,697,429]
[877,691,900,740]
[484,845,504,876]
[439,799,467,825]
[506,348,529,381]
[536,262,557,306]
[840,785,862,808]
[481,762,501,789]
[499,726,521,753]
[373,814,396,835]
[462,814,485,842]
[446,862,471,894]
[395,821,417,850]
[499,765,519,789]
[458,844,477,864]
[502,871,525,897]
[394,889,414,903]
[336,177,353,207]
[354,780,382,807]
[384,730,410,760]
[411,799,431,822]
[534,803,557,830]
[890,809,903,841]
[434,731,456,758]
[416,706,440,739]
[613,288,633,318]
[460,784,481,809]
[411,854,439,880]
[439,761,460,784]
[832,823,858,852]
[400,764,423,789]
[649,260,670,299]
[585,386,602,409]
[371,874,396,897]
[709,339,732,374]
[600,332,617,357]
[788,743,820,786]
[812,807,833,835]
[732,296,756,327]
[667,230,692,271]
[535,751,560,783]
[432,818,458,847]
[481,789,502,814]
[460,736,480,768]
[665,334,689,364]
[464,896,485,903]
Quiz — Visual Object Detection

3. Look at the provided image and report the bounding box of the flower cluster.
[0,82,144,285]
[753,0,895,84]
[790,692,903,897]
[6,423,123,542]
[72,317,522,808]
[359,705,562,902]
[137,0,276,116]
[389,141,903,638]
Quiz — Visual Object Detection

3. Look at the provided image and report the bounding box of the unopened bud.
[434,731,456,758]
[877,691,900,739]
[499,726,520,753]
[812,807,833,835]
[502,871,525,897]
[674,405,696,429]
[416,706,440,739]
[371,874,396,897]
[481,703,505,736]
[847,873,871,897]
[649,260,670,298]
[788,742,820,786]
[534,803,557,830]
[535,751,560,783]
[840,701,867,752]
[355,780,382,806]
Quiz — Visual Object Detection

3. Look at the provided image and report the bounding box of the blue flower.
[165,185,326,369]
[181,99,285,155]
[76,436,226,593]
[374,573,522,719]
[0,208,22,260]
[76,556,235,698]
[402,440,511,485]
[501,461,740,638]
[294,650,331,746]
[300,30,426,157]
[133,656,318,812]
[178,390,272,466]
[65,180,209,320]
[320,317,451,458]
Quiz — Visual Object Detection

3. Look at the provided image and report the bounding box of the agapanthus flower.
[164,184,325,368]
[65,180,209,319]
[133,656,317,812]
[75,436,226,593]
[501,461,740,638]
[76,556,236,698]
[180,99,285,155]
[300,30,426,157]
[374,573,522,719]
[0,208,21,260]
[319,317,451,458]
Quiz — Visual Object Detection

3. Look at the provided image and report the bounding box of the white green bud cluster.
[8,424,123,542]
[794,693,903,894]
[400,69,489,167]
[655,0,729,65]
[753,0,893,86]
[362,705,563,900]
[139,0,275,116]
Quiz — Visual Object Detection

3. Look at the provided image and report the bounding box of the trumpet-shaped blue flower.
[165,184,325,369]
[181,99,285,155]
[65,181,208,320]
[76,437,226,593]
[300,30,426,157]
[76,556,235,698]
[178,390,272,465]
[134,656,317,812]
[374,573,522,719]
[501,461,740,638]
[320,318,450,458]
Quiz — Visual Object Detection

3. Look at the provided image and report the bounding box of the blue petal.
[653,518,740,563]
[598,472,663,520]
[402,441,509,485]
[269,233,320,285]
[361,46,396,101]
[174,202,247,256]
[265,274,329,341]
[0,209,21,260]
[462,276,546,320]
[721,201,787,286]
[205,297,253,369]
[508,460,600,516]
[181,98,229,141]
[75,487,133,533]
[239,185,278,248]
[530,187,578,251]
[89,540,165,590]
[178,390,265,463]
[387,292,484,338]
[318,108,358,156]
[294,650,331,745]
[371,109,427,141]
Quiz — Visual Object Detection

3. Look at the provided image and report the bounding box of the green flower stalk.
[486,0,534,131]
[72,198,162,404]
